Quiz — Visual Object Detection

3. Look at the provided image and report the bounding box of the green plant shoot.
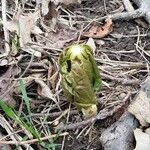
[59,44,101,118]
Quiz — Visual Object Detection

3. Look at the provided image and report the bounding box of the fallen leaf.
[128,76,150,126]
[83,18,113,38]
[35,79,55,100]
[47,63,59,92]
[145,127,150,136]
[42,1,58,30]
[5,11,42,57]
[40,0,81,16]
[46,27,78,49]
[134,128,150,150]
[86,38,96,54]
[35,79,61,109]
[0,66,20,107]
[43,1,57,19]
[49,71,59,92]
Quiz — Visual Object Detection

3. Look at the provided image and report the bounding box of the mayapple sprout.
[59,44,101,118]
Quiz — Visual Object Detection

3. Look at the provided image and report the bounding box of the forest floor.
[0,0,150,150]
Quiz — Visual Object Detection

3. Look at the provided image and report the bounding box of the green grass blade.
[18,79,40,140]
[19,79,31,117]
[0,99,22,123]
[0,99,39,139]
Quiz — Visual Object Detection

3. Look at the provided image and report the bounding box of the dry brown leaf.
[40,0,81,30]
[42,1,58,30]
[46,28,78,49]
[5,11,42,57]
[145,127,150,136]
[128,76,150,126]
[35,79,54,100]
[35,79,60,109]
[83,18,113,38]
[43,1,57,20]
[0,66,20,107]
[49,71,59,91]
[86,38,96,53]
[47,63,59,92]
[134,128,150,150]
[40,0,81,16]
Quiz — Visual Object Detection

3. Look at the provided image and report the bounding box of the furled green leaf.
[59,44,101,118]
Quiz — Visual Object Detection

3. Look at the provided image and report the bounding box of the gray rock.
[100,112,138,150]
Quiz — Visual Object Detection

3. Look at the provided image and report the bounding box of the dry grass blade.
[1,0,10,58]
[0,132,68,145]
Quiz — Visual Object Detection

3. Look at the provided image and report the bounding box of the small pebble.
[120,93,126,99]
[95,40,105,46]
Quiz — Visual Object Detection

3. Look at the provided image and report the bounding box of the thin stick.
[96,9,144,22]
[0,132,68,145]
[56,92,132,131]
[101,72,139,85]
[103,0,108,15]
[135,26,149,63]
[122,0,135,12]
[1,0,10,58]
[61,104,71,150]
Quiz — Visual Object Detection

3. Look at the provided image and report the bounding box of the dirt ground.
[0,0,150,150]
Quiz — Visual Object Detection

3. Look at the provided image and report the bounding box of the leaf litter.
[0,0,150,149]
[82,17,113,38]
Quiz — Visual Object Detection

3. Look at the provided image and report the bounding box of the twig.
[56,92,131,131]
[96,59,146,68]
[122,0,135,12]
[0,115,21,148]
[103,0,108,15]
[30,110,78,118]
[101,72,140,85]
[1,0,10,58]
[0,132,68,145]
[61,104,71,150]
[135,26,150,63]
[96,9,144,22]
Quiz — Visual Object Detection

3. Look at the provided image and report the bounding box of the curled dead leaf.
[0,66,21,107]
[41,0,81,16]
[49,72,59,92]
[86,38,96,53]
[134,128,150,150]
[5,11,42,57]
[44,1,57,20]
[128,76,150,126]
[83,18,113,38]
[35,79,61,110]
